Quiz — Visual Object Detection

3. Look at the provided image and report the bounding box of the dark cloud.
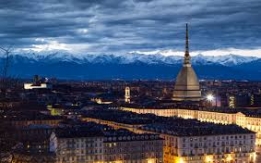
[0,0,261,53]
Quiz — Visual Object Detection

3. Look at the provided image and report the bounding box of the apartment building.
[122,107,261,146]
[49,123,163,163]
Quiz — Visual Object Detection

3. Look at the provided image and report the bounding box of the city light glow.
[226,154,233,162]
[206,94,214,101]
[177,157,185,163]
[147,158,156,163]
[204,155,213,162]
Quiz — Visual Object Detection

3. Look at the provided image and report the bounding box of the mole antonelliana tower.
[172,24,201,101]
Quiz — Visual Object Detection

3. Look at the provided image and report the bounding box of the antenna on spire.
[185,23,189,57]
[184,23,191,65]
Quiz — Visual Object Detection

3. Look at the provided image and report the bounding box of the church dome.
[172,24,201,101]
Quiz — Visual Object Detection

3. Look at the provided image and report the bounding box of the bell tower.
[125,87,131,103]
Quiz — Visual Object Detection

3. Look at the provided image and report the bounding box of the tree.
[0,47,12,99]
[0,47,11,79]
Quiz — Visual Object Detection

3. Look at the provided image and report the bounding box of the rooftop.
[0,111,63,121]
[54,122,161,141]
[83,109,153,125]
[83,109,254,136]
[121,104,261,117]
[141,118,254,136]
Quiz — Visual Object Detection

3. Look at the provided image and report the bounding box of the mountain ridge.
[1,51,261,80]
[4,51,259,66]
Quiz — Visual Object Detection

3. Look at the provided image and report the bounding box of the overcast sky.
[0,0,261,56]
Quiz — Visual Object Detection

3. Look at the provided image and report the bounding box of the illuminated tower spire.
[173,23,201,101]
[184,23,191,65]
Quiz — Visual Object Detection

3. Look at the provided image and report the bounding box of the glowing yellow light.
[250,152,256,162]
[204,155,213,163]
[147,158,156,163]
[226,154,233,162]
[115,161,123,163]
[176,157,185,163]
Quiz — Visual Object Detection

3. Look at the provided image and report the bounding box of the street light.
[206,94,217,108]
[206,94,214,102]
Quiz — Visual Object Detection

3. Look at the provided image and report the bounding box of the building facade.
[83,110,256,163]
[159,133,256,163]
[121,107,261,146]
[49,125,163,163]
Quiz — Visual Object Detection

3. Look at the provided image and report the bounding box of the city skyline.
[1,1,261,162]
[0,0,261,56]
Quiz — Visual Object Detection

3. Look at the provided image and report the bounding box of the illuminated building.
[121,107,261,146]
[24,82,52,90]
[49,123,163,163]
[142,124,255,163]
[47,105,64,116]
[172,24,201,101]
[24,75,52,90]
[230,94,250,107]
[82,110,256,163]
[104,134,163,163]
[10,124,56,163]
[125,87,131,103]
[47,104,82,118]
[91,98,113,104]
[227,93,261,108]
[13,124,54,154]
[228,95,236,108]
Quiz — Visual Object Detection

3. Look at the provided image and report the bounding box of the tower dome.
[172,24,201,101]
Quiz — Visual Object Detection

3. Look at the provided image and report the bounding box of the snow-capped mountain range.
[1,50,261,80]
[3,50,259,66]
